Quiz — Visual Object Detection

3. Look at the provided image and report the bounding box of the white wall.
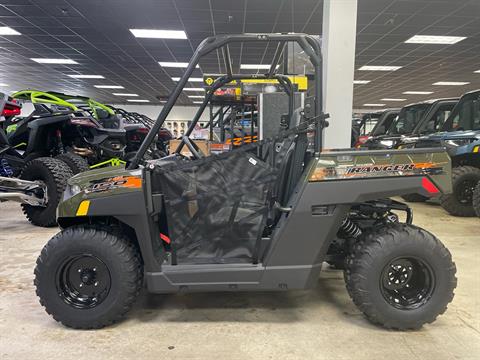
[110,104,211,122]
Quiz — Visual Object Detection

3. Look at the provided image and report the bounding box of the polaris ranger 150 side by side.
[34,34,457,330]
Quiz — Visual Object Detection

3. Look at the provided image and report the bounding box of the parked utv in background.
[401,90,480,216]
[108,106,173,157]
[353,109,399,147]
[34,34,456,331]
[362,99,457,150]
[10,91,162,167]
[0,93,74,226]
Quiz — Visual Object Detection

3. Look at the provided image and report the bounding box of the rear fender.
[309,148,452,195]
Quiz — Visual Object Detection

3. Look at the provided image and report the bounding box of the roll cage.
[11,90,115,121]
[129,33,324,169]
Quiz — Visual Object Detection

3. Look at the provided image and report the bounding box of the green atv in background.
[34,33,456,331]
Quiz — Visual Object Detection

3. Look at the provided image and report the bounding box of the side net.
[153,145,277,264]
[152,114,322,264]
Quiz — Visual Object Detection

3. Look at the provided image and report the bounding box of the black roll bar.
[128,33,322,169]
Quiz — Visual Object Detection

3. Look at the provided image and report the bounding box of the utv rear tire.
[55,153,90,174]
[19,157,73,227]
[345,224,456,330]
[441,166,480,217]
[34,226,143,329]
[401,193,429,203]
[473,182,480,217]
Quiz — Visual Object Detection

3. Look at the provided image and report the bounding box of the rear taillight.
[137,127,149,134]
[2,105,21,117]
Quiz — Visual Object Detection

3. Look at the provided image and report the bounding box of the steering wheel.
[178,136,205,159]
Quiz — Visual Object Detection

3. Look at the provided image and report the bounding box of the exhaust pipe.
[72,145,94,156]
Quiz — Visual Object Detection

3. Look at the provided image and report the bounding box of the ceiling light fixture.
[0,83,9,87]
[158,61,199,68]
[183,88,205,91]
[405,35,466,45]
[68,74,104,79]
[359,65,402,71]
[432,81,470,86]
[353,80,371,84]
[171,77,203,82]
[240,64,278,69]
[402,91,433,95]
[112,93,139,96]
[127,99,150,103]
[363,103,385,107]
[188,95,204,98]
[474,70,480,73]
[193,101,203,104]
[381,98,407,101]
[94,85,124,89]
[130,29,187,39]
[31,58,78,64]
[0,27,21,35]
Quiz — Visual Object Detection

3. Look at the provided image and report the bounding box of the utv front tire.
[401,193,429,203]
[34,226,143,329]
[56,152,90,174]
[441,166,480,217]
[472,181,480,217]
[20,157,73,227]
[345,224,456,330]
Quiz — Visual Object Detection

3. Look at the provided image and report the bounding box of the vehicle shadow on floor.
[128,268,372,327]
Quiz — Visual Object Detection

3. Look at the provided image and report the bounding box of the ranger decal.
[346,164,415,174]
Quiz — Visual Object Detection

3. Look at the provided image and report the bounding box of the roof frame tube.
[128,33,323,169]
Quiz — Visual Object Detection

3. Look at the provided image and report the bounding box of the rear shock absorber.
[55,129,64,155]
[340,218,362,238]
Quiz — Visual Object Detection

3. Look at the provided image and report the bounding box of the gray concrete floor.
[0,201,479,359]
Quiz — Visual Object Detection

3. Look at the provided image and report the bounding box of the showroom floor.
[0,201,478,360]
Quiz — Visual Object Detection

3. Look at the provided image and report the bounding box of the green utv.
[34,34,457,330]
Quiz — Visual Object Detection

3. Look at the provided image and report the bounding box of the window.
[423,103,454,133]
[387,104,429,135]
[444,93,480,131]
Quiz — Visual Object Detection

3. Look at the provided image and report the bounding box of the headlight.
[444,138,476,147]
[70,185,82,196]
[380,140,394,147]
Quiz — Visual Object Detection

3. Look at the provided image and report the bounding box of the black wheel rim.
[56,254,111,309]
[455,179,477,204]
[380,257,435,310]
